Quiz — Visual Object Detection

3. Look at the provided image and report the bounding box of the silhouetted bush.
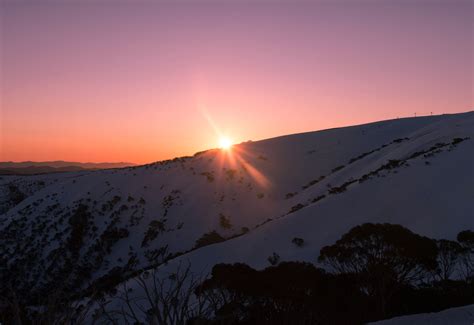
[7,183,26,205]
[66,204,91,255]
[311,194,326,203]
[267,252,280,266]
[285,192,296,199]
[219,214,232,230]
[195,231,225,249]
[288,203,305,213]
[224,169,237,180]
[142,219,166,247]
[291,237,305,247]
[200,171,215,182]
[452,137,469,145]
[331,165,345,173]
[458,230,474,246]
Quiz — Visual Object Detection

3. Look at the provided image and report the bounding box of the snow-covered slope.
[1,112,473,311]
[371,304,474,325]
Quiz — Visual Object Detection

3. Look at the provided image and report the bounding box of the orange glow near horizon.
[0,2,471,164]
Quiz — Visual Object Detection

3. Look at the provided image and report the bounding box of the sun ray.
[219,137,233,150]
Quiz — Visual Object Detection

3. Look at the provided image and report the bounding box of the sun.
[219,137,233,150]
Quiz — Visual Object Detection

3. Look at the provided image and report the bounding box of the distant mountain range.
[0,161,135,175]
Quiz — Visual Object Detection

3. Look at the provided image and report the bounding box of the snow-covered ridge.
[1,111,473,309]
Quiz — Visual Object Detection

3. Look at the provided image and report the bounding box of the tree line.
[2,223,474,324]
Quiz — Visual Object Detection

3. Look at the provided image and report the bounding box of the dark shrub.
[219,214,232,229]
[195,231,225,249]
[458,230,474,246]
[66,204,90,255]
[267,252,280,266]
[288,203,305,213]
[8,183,26,205]
[291,237,305,247]
[285,192,296,199]
[331,165,345,173]
[142,220,166,247]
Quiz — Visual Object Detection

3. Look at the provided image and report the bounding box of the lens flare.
[219,137,233,150]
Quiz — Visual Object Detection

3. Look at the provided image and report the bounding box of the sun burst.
[219,137,233,150]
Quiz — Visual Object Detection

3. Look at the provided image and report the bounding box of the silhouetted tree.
[196,262,366,324]
[434,240,462,281]
[95,262,210,325]
[318,223,438,318]
[457,230,474,281]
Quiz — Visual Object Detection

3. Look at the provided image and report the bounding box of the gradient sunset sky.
[1,0,472,164]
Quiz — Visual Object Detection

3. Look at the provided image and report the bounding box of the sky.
[0,0,472,164]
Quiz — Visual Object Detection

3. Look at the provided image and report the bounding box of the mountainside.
[1,112,473,322]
